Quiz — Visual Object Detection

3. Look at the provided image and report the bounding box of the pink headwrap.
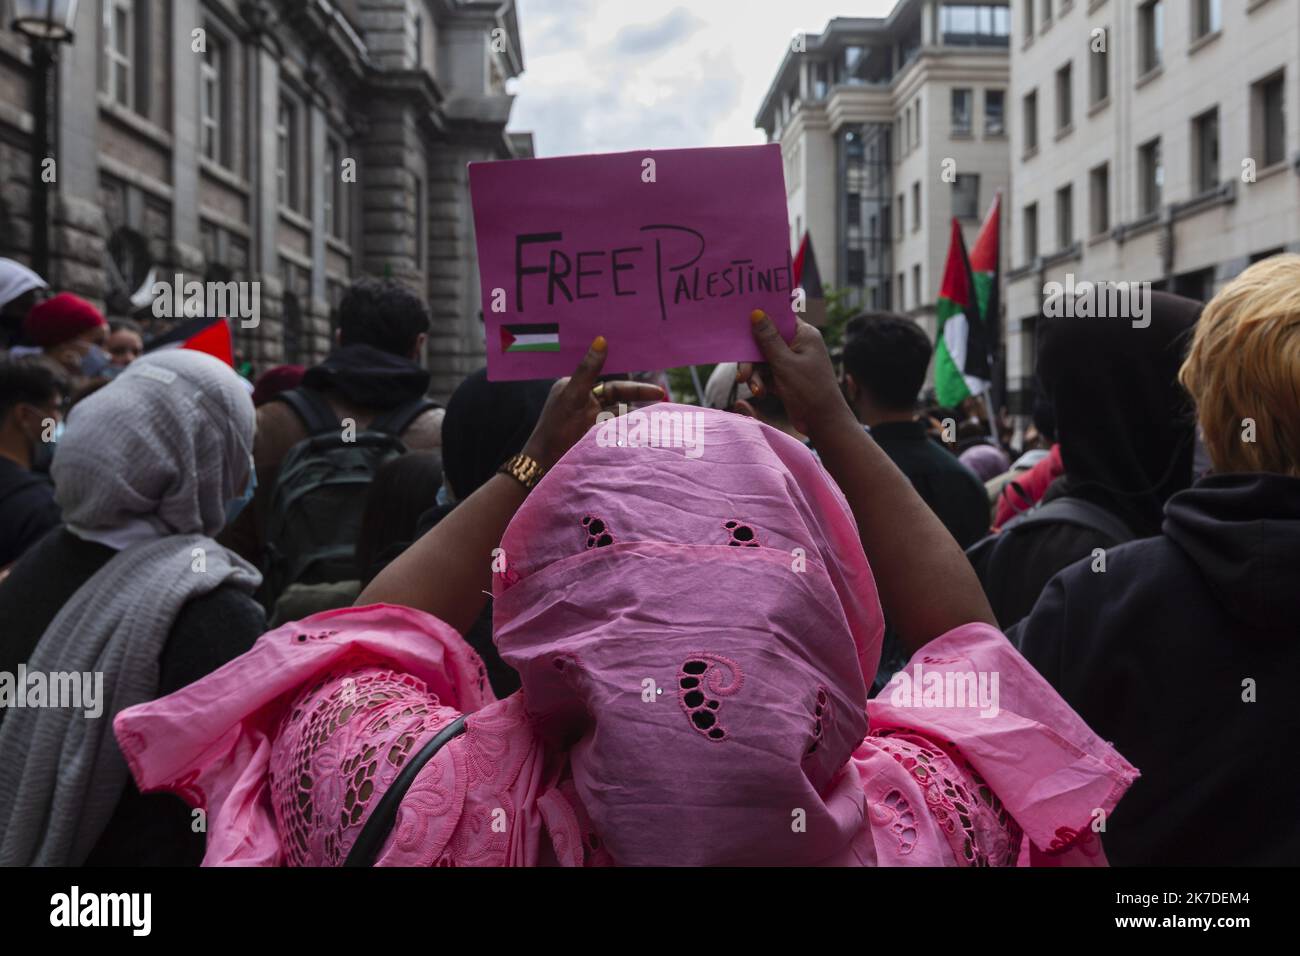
[115,405,1137,866]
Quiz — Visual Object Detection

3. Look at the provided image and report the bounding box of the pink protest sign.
[468,144,796,380]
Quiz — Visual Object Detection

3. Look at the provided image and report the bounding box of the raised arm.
[743,310,996,654]
[357,338,664,634]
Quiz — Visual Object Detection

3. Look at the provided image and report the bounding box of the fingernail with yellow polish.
[592,335,607,351]
[750,310,766,324]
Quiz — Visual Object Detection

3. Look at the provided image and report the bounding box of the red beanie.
[23,292,106,348]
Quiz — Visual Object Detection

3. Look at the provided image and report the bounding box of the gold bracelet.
[497,452,546,490]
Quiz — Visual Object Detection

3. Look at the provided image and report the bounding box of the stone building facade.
[0,0,531,401]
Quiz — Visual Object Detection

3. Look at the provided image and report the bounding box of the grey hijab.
[0,350,262,865]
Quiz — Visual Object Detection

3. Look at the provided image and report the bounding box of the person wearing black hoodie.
[973,291,1201,628]
[222,278,443,564]
[1011,254,1300,865]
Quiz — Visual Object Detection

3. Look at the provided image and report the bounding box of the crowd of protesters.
[0,250,1296,867]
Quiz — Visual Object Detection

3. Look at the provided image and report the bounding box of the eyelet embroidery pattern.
[292,630,339,645]
[804,686,831,758]
[868,728,1022,867]
[869,788,919,855]
[723,520,760,547]
[1046,824,1101,858]
[271,667,457,867]
[581,515,614,549]
[678,654,743,741]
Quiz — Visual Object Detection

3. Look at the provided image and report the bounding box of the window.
[915,98,921,146]
[277,98,301,212]
[985,89,1005,135]
[1139,1,1163,75]
[1041,1,1052,25]
[103,0,134,109]
[415,178,425,269]
[939,5,1011,45]
[848,249,865,285]
[897,194,905,237]
[1193,108,1219,194]
[1056,184,1073,249]
[1193,0,1221,40]
[324,138,349,240]
[1253,72,1286,168]
[1023,202,1039,262]
[1023,0,1035,38]
[200,36,228,166]
[1055,62,1073,131]
[953,174,980,219]
[1090,29,1109,105]
[898,272,906,309]
[848,193,862,227]
[1089,163,1110,235]
[1139,138,1163,215]
[912,264,922,308]
[905,107,912,151]
[843,46,866,85]
[912,181,921,231]
[952,88,973,135]
[1023,89,1039,152]
[813,61,829,99]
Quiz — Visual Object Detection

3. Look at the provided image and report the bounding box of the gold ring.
[592,383,607,402]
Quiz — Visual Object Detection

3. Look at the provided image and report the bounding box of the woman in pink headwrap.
[114,312,1137,866]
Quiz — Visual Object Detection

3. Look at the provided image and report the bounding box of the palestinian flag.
[933,218,992,407]
[792,231,827,327]
[970,191,1002,353]
[499,322,559,353]
[145,315,234,366]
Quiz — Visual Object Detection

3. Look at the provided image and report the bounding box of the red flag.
[144,316,235,366]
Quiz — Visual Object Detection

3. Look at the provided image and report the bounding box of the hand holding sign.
[742,310,855,440]
[469,144,797,380]
[521,336,667,470]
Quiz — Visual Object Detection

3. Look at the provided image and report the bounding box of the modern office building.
[0,0,531,399]
[1005,0,1300,413]
[756,1,1011,352]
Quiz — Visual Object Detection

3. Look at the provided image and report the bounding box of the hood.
[492,405,883,865]
[441,367,553,500]
[1163,473,1300,630]
[1038,291,1201,537]
[301,343,431,409]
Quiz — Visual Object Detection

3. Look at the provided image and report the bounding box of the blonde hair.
[1179,254,1300,476]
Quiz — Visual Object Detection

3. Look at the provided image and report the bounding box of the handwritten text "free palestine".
[512,225,794,322]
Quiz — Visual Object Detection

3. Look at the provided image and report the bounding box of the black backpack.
[966,495,1135,620]
[261,388,438,608]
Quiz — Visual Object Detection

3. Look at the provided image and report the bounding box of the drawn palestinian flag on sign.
[500,323,560,353]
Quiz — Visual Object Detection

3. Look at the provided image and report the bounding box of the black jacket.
[0,457,61,568]
[1010,473,1300,865]
[974,477,1131,629]
[869,420,990,549]
[865,420,990,693]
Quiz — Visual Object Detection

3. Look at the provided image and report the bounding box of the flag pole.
[981,385,999,442]
[689,365,706,405]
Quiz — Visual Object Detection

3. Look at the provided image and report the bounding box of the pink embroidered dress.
[115,405,1138,866]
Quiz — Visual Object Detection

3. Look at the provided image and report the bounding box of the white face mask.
[223,457,257,525]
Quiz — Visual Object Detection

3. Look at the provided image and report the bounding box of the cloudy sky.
[509,0,897,158]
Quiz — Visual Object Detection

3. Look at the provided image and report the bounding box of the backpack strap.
[1002,495,1135,543]
[343,715,468,867]
[368,397,439,438]
[274,388,342,438]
